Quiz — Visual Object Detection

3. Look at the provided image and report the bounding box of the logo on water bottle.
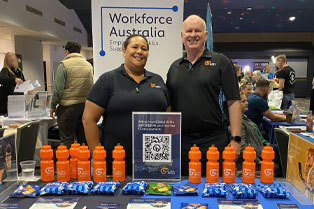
[45,167,53,175]
[113,168,122,177]
[57,170,66,177]
[95,168,105,176]
[264,168,273,176]
[224,169,233,176]
[189,168,201,177]
[77,168,89,176]
[209,169,218,177]
[77,168,83,175]
[243,168,254,177]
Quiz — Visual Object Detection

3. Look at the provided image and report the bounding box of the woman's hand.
[15,78,23,84]
[27,90,33,95]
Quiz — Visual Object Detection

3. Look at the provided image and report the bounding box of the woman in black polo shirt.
[82,34,170,175]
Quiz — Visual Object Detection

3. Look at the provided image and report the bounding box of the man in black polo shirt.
[167,15,242,176]
[275,54,296,109]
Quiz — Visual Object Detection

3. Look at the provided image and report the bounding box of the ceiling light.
[289,16,296,21]
[240,17,243,20]
[227,11,232,15]
[247,7,252,11]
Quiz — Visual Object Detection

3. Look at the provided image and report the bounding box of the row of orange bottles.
[40,143,125,182]
[188,144,274,184]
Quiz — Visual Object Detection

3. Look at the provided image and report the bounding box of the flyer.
[96,203,120,209]
[217,200,263,209]
[29,198,79,209]
[127,198,170,209]
[132,112,181,181]
[0,134,17,186]
[276,203,299,209]
[0,203,18,209]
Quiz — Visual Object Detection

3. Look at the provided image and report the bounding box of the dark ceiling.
[59,0,314,34]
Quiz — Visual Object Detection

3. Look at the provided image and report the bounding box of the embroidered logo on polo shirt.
[204,61,211,66]
[150,83,161,88]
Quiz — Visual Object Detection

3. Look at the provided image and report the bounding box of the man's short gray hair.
[275,54,287,63]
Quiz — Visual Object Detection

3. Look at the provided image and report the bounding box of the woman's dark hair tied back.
[122,34,149,50]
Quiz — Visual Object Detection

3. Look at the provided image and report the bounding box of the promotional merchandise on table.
[1,137,313,209]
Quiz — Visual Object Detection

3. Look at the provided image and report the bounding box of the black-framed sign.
[132,112,181,181]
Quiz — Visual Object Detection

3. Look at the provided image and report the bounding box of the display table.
[262,117,306,144]
[1,177,313,208]
[0,116,57,165]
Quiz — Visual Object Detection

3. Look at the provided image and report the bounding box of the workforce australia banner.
[91,0,183,81]
[132,112,181,181]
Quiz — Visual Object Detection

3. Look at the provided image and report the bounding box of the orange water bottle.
[242,145,256,184]
[222,145,235,183]
[56,144,70,182]
[112,143,125,182]
[260,145,275,184]
[69,141,80,180]
[189,144,201,184]
[206,145,219,183]
[77,144,91,181]
[93,144,106,182]
[40,144,54,182]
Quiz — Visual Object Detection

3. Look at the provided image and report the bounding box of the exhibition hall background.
[0,0,314,97]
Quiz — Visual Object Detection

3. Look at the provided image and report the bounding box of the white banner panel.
[91,0,184,81]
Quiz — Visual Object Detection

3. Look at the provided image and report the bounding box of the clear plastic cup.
[20,160,36,180]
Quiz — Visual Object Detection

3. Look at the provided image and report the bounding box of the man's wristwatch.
[231,136,241,143]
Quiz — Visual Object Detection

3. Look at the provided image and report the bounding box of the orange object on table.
[222,145,235,183]
[8,124,20,128]
[56,144,70,182]
[242,145,256,184]
[69,141,80,180]
[77,144,91,181]
[112,143,125,182]
[93,144,106,182]
[206,145,219,183]
[188,144,201,184]
[40,144,54,182]
[260,145,275,184]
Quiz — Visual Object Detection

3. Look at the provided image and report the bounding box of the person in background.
[50,41,93,148]
[252,70,266,91]
[310,77,314,112]
[240,81,253,98]
[234,64,243,83]
[238,93,281,175]
[82,34,170,175]
[245,79,286,128]
[167,15,241,176]
[243,71,254,84]
[262,64,274,79]
[275,54,296,110]
[0,52,25,116]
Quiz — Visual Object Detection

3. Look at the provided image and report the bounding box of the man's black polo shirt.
[166,49,240,135]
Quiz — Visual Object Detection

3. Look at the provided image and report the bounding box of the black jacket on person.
[0,67,25,115]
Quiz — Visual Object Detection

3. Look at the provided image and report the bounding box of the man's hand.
[230,140,241,160]
[15,78,23,84]
[50,109,57,119]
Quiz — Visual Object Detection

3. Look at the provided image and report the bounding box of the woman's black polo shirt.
[166,49,240,135]
[87,64,169,174]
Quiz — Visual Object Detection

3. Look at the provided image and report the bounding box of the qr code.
[143,134,172,163]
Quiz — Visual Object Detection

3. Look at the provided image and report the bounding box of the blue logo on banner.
[99,6,178,57]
